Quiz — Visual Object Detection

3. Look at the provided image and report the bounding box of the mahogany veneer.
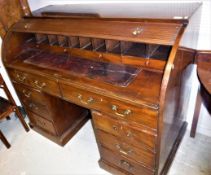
[0,1,197,175]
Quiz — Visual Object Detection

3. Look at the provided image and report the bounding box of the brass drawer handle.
[120,160,133,170]
[22,89,31,98]
[16,74,26,82]
[34,80,46,89]
[116,144,133,155]
[132,27,143,36]
[77,94,94,105]
[111,105,132,117]
[29,103,38,110]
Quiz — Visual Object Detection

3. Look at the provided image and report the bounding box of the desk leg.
[190,89,202,138]
[0,130,11,149]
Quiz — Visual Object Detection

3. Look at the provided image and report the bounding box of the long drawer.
[92,111,156,151]
[96,130,155,169]
[9,68,61,97]
[60,82,158,130]
[28,111,57,136]
[100,147,154,175]
[13,83,53,121]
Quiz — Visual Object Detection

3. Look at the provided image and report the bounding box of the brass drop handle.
[22,89,31,98]
[77,94,94,105]
[116,144,133,155]
[29,103,38,110]
[120,160,133,170]
[132,27,143,36]
[34,80,46,89]
[111,105,132,117]
[16,74,26,82]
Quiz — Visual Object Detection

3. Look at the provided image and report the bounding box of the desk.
[0,1,198,175]
[191,51,211,137]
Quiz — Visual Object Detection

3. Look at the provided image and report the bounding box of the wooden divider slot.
[105,40,121,54]
[68,36,80,48]
[35,34,48,44]
[48,34,58,46]
[92,38,106,52]
[122,42,147,58]
[57,35,68,47]
[79,37,93,50]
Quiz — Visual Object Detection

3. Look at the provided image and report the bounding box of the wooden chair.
[0,73,29,148]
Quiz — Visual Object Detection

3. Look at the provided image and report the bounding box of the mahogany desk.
[0,1,200,175]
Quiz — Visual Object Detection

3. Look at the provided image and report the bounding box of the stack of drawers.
[92,110,157,175]
[8,68,89,145]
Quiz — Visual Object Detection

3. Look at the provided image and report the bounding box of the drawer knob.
[126,131,132,137]
[132,27,143,36]
[77,94,94,105]
[116,144,133,155]
[22,89,31,98]
[112,125,118,131]
[16,74,26,82]
[111,105,132,117]
[34,80,46,89]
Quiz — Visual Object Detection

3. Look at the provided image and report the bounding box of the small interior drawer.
[28,111,57,136]
[100,147,154,175]
[92,111,156,151]
[96,130,155,169]
[9,69,61,97]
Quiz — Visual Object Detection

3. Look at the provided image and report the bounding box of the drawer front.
[13,83,52,120]
[96,130,155,169]
[100,147,154,175]
[92,111,156,151]
[28,111,57,136]
[9,69,61,97]
[60,83,158,129]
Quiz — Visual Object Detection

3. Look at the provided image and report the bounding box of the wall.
[1,0,211,136]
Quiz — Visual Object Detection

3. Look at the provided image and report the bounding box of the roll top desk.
[0,1,198,175]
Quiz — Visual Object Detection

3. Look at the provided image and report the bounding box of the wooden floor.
[0,115,211,175]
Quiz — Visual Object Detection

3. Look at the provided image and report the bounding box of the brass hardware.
[111,105,132,117]
[77,94,94,105]
[112,125,118,131]
[16,74,26,82]
[34,80,46,89]
[115,144,133,155]
[29,103,38,110]
[24,24,30,29]
[22,89,31,98]
[99,54,103,58]
[120,160,133,170]
[132,27,143,36]
[126,131,132,137]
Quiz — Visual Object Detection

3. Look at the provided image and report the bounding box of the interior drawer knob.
[132,27,143,36]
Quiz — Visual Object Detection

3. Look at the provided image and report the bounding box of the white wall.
[1,0,211,136]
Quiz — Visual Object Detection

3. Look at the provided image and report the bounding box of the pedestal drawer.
[96,130,155,169]
[100,147,154,175]
[13,83,52,120]
[28,111,57,136]
[9,69,61,97]
[92,111,156,151]
[60,82,158,129]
